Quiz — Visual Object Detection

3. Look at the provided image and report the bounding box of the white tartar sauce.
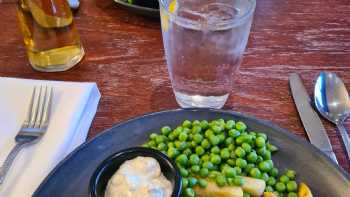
[105,156,173,197]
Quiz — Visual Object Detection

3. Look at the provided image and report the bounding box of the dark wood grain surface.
[0,0,349,173]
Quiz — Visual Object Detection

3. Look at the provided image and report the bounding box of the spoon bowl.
[314,71,350,161]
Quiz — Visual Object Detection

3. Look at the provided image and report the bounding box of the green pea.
[224,167,236,178]
[287,192,298,197]
[263,151,272,160]
[175,141,187,151]
[184,188,195,197]
[267,177,276,186]
[189,154,200,165]
[212,125,223,134]
[180,167,189,177]
[157,142,167,151]
[148,140,156,147]
[228,144,235,151]
[235,121,247,131]
[201,154,210,162]
[200,168,209,177]
[235,147,246,158]
[173,127,183,137]
[265,185,274,192]
[182,120,192,128]
[195,146,205,156]
[249,168,261,178]
[161,126,171,135]
[267,143,279,152]
[193,134,203,144]
[233,167,242,175]
[286,169,296,179]
[205,129,214,138]
[236,134,253,145]
[201,139,211,149]
[188,177,197,187]
[209,171,220,179]
[279,175,290,183]
[211,146,220,154]
[225,120,236,129]
[192,125,201,133]
[167,147,179,158]
[179,132,188,142]
[244,163,255,174]
[218,134,226,142]
[183,148,192,156]
[255,136,266,148]
[150,133,158,139]
[168,133,176,140]
[227,159,235,166]
[286,181,297,192]
[270,167,279,177]
[257,146,267,155]
[192,120,200,125]
[142,143,149,148]
[216,175,226,187]
[247,152,258,163]
[225,137,234,146]
[155,135,166,144]
[233,176,244,186]
[198,179,207,188]
[202,161,215,170]
[183,128,191,134]
[235,158,247,168]
[228,129,240,138]
[200,120,209,129]
[258,161,272,172]
[275,182,286,192]
[261,172,269,181]
[256,156,263,163]
[210,154,222,165]
[257,133,267,140]
[190,165,200,173]
[182,178,188,188]
[209,135,220,146]
[220,148,230,159]
[243,192,250,197]
[242,143,252,153]
[176,154,188,166]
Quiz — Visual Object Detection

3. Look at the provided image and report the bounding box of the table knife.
[289,73,338,163]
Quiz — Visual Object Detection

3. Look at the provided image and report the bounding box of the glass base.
[174,91,229,109]
[28,45,85,72]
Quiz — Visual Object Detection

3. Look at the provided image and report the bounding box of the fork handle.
[0,142,28,185]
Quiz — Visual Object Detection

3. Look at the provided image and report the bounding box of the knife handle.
[323,150,338,164]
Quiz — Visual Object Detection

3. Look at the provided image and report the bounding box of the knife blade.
[289,73,338,163]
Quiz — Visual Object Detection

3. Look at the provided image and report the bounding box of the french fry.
[194,180,243,197]
[241,176,266,197]
[263,192,277,197]
[298,182,313,197]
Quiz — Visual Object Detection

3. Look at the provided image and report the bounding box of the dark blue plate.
[114,0,159,18]
[34,109,350,197]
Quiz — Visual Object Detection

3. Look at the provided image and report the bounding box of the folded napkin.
[0,77,101,197]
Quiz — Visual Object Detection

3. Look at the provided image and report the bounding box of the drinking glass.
[160,0,256,108]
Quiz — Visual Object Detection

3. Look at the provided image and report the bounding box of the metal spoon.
[314,71,350,162]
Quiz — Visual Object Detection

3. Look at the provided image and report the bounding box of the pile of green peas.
[143,119,299,197]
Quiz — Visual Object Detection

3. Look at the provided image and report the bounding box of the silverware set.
[290,72,350,164]
[0,86,53,184]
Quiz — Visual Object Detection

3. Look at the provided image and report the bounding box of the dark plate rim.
[34,108,350,194]
[113,0,159,13]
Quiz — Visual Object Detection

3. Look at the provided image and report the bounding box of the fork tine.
[23,87,36,127]
[34,86,47,128]
[29,86,42,128]
[40,86,52,129]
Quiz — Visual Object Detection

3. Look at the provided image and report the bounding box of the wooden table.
[0,0,349,173]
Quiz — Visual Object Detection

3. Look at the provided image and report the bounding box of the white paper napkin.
[0,77,101,197]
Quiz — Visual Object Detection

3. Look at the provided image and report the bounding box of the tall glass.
[160,0,256,108]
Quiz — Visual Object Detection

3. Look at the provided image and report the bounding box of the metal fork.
[0,86,53,184]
